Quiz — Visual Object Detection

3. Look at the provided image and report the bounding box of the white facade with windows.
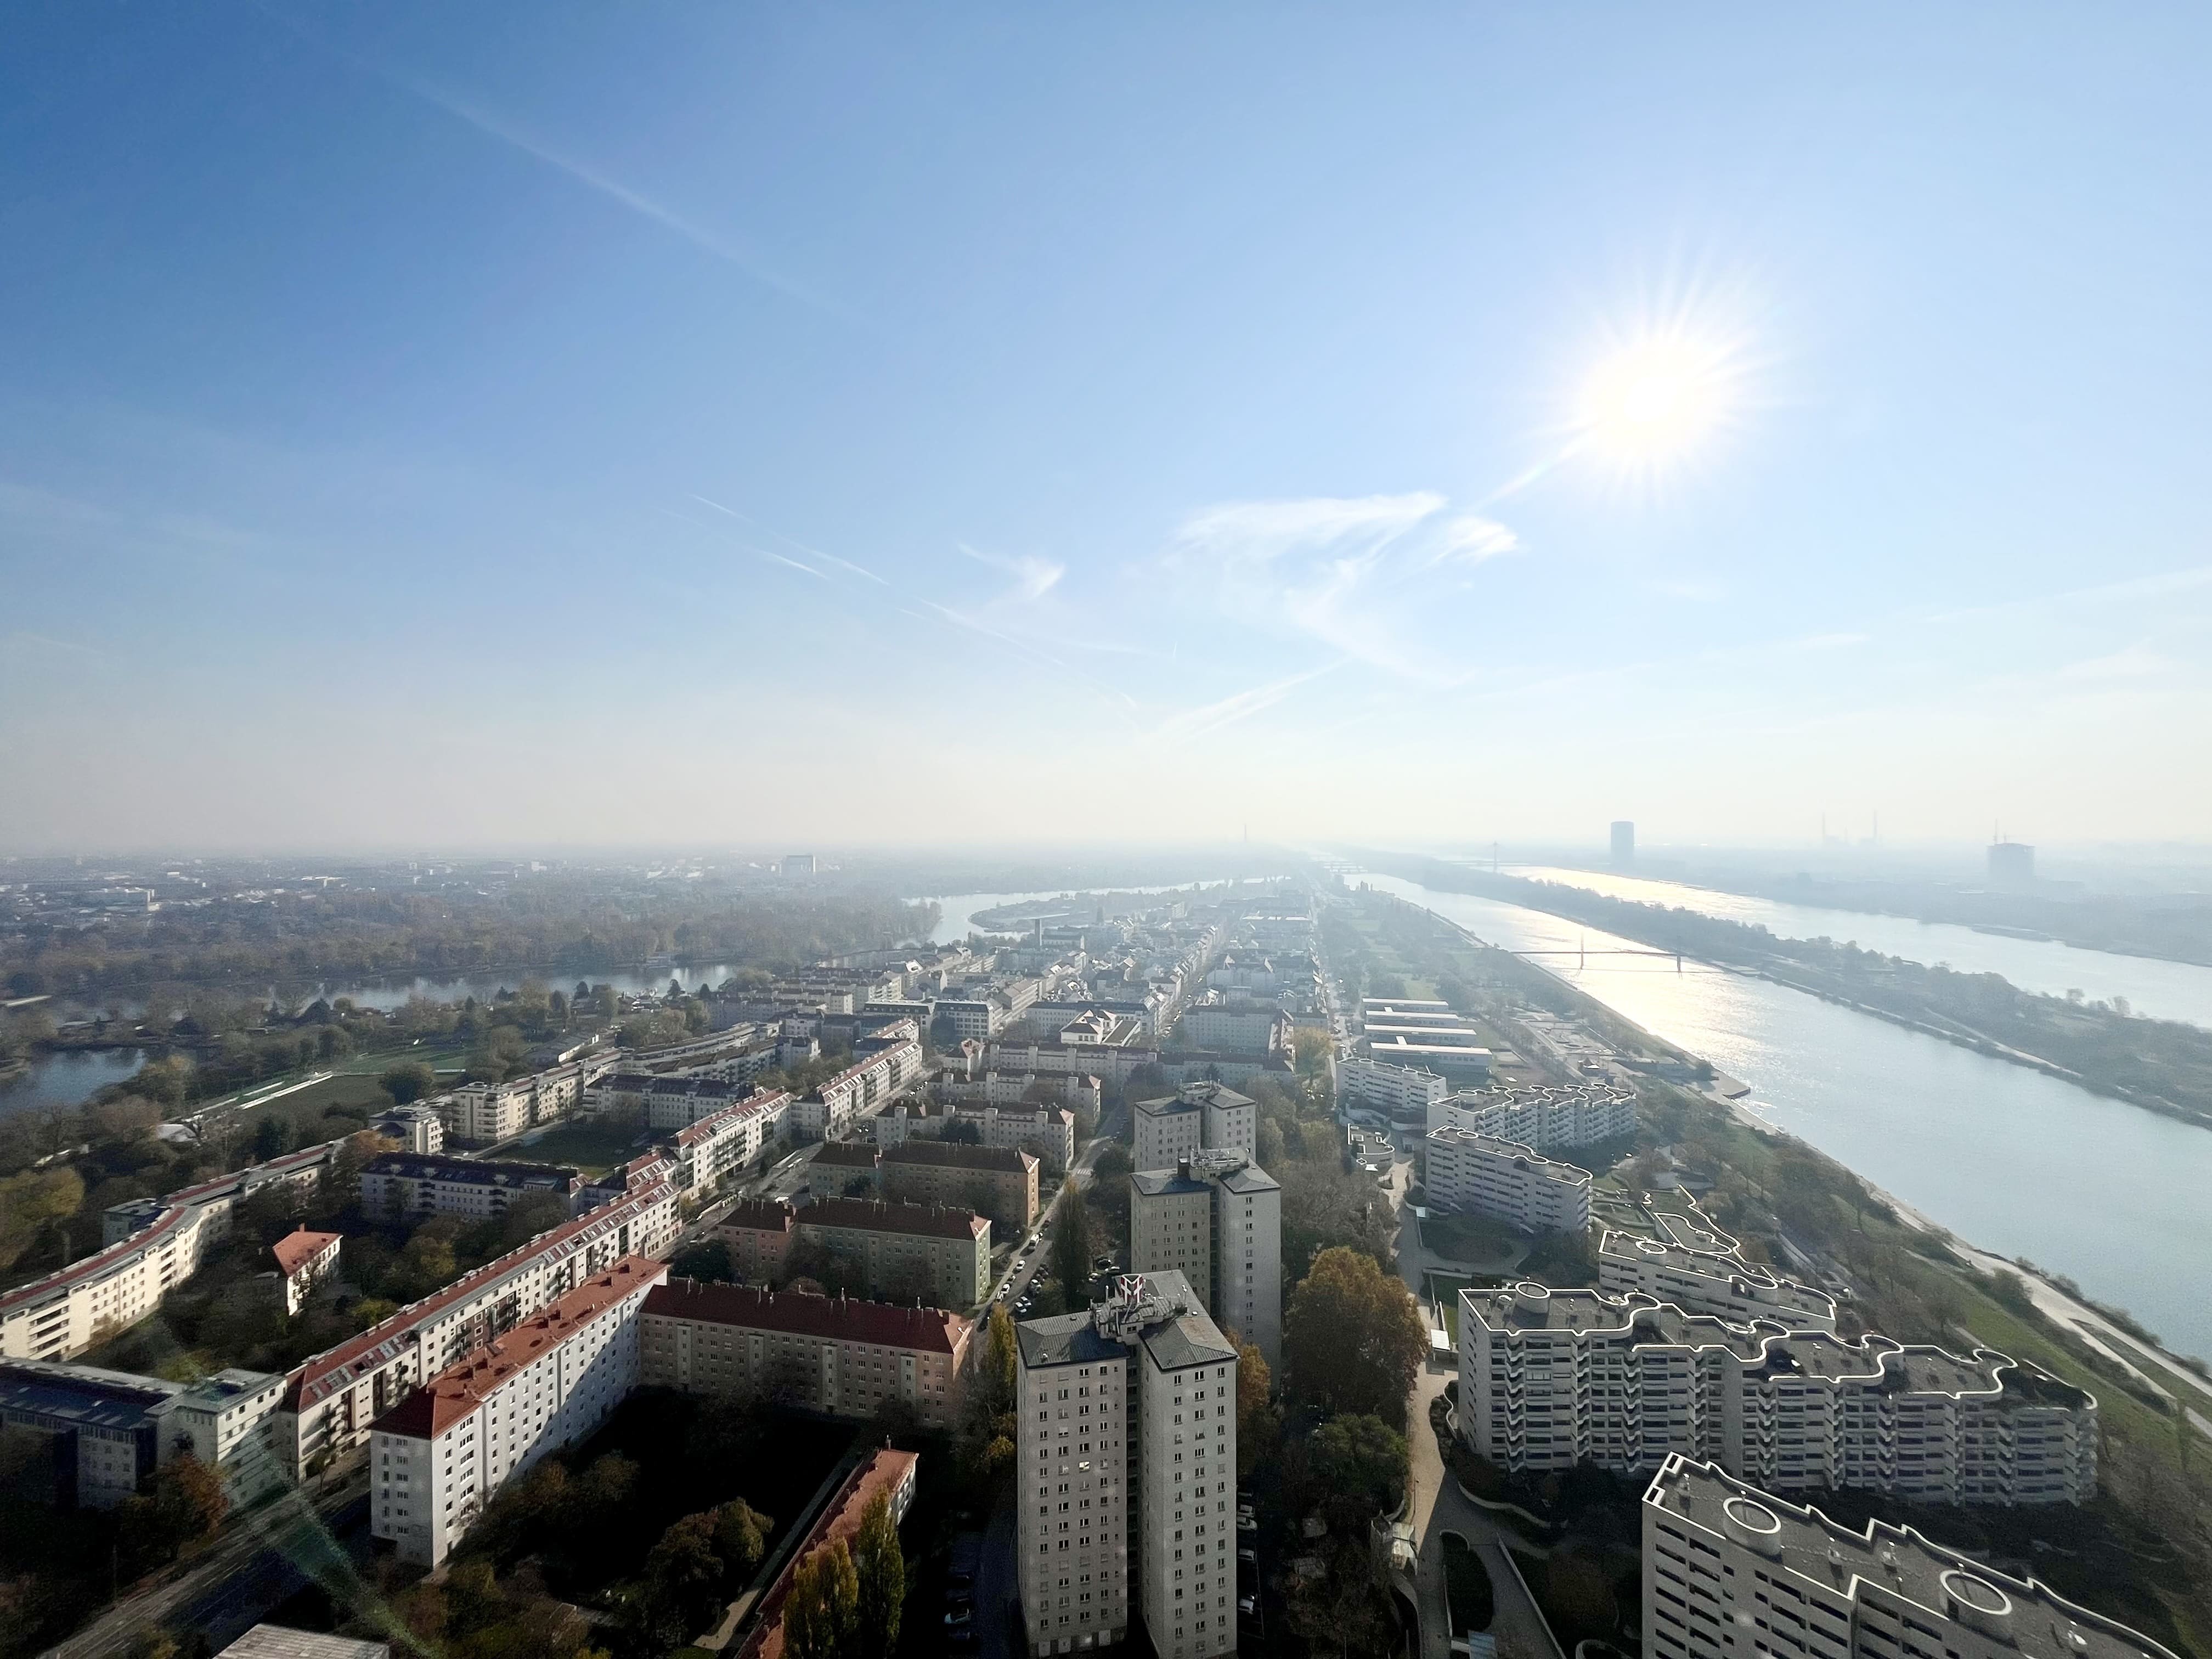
[369,1256,665,1567]
[1130,1155,1282,1369]
[1423,1128,1592,1235]
[1598,1201,1836,1332]
[1459,1284,2097,1506]
[1016,1273,1238,1659]
[1336,1054,1450,1120]
[1133,1084,1254,1173]
[1427,1081,1637,1152]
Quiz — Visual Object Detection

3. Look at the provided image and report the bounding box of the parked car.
[947,1629,977,1648]
[945,1609,974,1628]
[1238,1547,1257,1565]
[1239,1595,1257,1617]
[946,1570,974,1589]
[1237,1514,1257,1533]
[1092,1254,1115,1272]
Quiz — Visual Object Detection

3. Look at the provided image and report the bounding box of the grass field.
[1427,1271,1477,1342]
[1420,1210,1527,1269]
[505,1118,650,1175]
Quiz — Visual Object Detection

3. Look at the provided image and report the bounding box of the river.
[1362,872,2212,1361]
[1495,863,2212,1028]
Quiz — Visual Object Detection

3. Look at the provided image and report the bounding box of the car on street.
[1014,1296,1034,1315]
[1238,1547,1257,1565]
[1237,1514,1257,1533]
[945,1609,974,1628]
[1239,1595,1257,1617]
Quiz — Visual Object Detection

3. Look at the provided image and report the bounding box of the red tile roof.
[271,1229,342,1277]
[737,1449,918,1659]
[717,1200,797,1235]
[810,1142,882,1167]
[281,1181,669,1412]
[643,1279,972,1354]
[368,1256,668,1441]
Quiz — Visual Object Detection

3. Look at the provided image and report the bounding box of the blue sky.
[3,4,2209,852]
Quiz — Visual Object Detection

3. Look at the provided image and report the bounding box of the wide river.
[1364,873,2212,1361]
[1499,864,2212,1028]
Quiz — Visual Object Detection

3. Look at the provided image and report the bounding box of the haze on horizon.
[3,6,2209,855]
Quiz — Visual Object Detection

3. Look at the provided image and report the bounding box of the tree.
[850,1490,905,1659]
[1051,1180,1093,1305]
[784,1539,860,1659]
[0,1167,84,1274]
[380,1062,437,1105]
[1290,1025,1333,1090]
[1235,1342,1280,1480]
[250,1115,293,1161]
[670,1239,736,1283]
[1284,1246,1427,1429]
[154,1453,229,1545]
[979,1303,1018,1417]
[1308,1413,1408,1520]
[715,1497,772,1576]
[642,1510,727,1643]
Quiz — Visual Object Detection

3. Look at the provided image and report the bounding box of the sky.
[3,3,2210,855]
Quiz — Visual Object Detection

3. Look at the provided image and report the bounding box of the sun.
[1578,332,1737,470]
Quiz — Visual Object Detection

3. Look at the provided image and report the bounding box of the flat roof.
[1647,1458,2174,1659]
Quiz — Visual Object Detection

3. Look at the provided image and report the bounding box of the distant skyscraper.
[1610,821,1635,868]
[1988,839,2035,887]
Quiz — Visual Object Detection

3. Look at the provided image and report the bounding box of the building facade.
[714,1199,798,1282]
[1336,1055,1451,1121]
[1129,1154,1282,1369]
[638,1279,972,1429]
[1132,1084,1255,1173]
[270,1228,343,1316]
[881,1141,1039,1232]
[279,1178,677,1476]
[1641,1457,2174,1659]
[369,1256,667,1567]
[1423,1129,1593,1234]
[358,1154,580,1223]
[1015,1272,1238,1659]
[793,1198,992,1309]
[1427,1081,1638,1152]
[1459,1284,2097,1505]
[1598,1201,1837,1332]
[3,1141,338,1363]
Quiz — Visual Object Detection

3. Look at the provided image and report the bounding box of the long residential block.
[638,1279,972,1428]
[1641,1457,2175,1659]
[881,1139,1039,1232]
[793,1197,992,1309]
[279,1178,677,1476]
[1336,1054,1451,1120]
[2,1141,337,1363]
[1599,1201,1836,1331]
[1427,1081,1638,1152]
[369,1256,667,1567]
[1459,1283,2096,1505]
[358,1152,580,1222]
[1423,1128,1593,1234]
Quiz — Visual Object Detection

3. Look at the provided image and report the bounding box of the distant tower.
[1610,821,1635,868]
[1988,831,2035,888]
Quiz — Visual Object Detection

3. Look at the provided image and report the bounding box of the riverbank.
[1379,856,2212,1131]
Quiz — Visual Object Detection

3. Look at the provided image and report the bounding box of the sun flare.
[1579,333,1737,470]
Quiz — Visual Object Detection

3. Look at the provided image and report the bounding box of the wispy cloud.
[1155,663,1343,745]
[1166,492,1523,686]
[690,495,890,586]
[958,541,1064,604]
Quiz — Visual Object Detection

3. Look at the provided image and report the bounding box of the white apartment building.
[666,1088,788,1194]
[1336,1055,1450,1121]
[989,1038,1164,1086]
[1016,1273,1238,1659]
[1642,1457,2175,1659]
[1133,1084,1255,1173]
[441,1055,606,1144]
[279,1180,676,1476]
[1175,1003,1288,1055]
[582,1071,757,1129]
[1427,1081,1638,1152]
[370,1105,445,1154]
[3,1141,337,1363]
[149,1367,289,1506]
[358,1153,579,1223]
[1459,1284,2097,1505]
[799,1037,923,1139]
[1423,1129,1593,1235]
[370,1256,665,1567]
[1599,1200,1836,1331]
[878,1098,1080,1170]
[1130,1154,1283,1369]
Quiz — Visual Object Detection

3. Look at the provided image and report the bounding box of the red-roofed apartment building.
[735,1448,918,1659]
[369,1256,667,1567]
[640,1279,972,1429]
[270,1228,342,1316]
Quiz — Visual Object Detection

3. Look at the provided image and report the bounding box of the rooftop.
[801,1197,990,1242]
[361,1152,579,1189]
[882,1140,1035,1174]
[216,1626,391,1659]
[270,1229,343,1277]
[811,1142,883,1167]
[1647,1458,2173,1659]
[642,1278,972,1353]
[719,1199,798,1234]
[370,1257,667,1440]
